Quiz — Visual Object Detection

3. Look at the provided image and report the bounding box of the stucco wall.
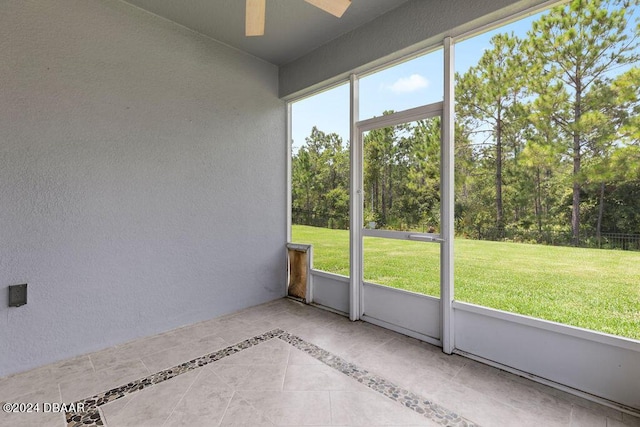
[0,0,285,377]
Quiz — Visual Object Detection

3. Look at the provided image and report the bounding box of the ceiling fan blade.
[305,0,351,18]
[246,0,266,36]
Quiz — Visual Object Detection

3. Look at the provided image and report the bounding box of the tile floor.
[1,298,639,427]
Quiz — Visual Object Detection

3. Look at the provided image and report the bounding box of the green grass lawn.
[292,225,640,340]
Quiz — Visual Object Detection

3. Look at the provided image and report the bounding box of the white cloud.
[386,74,429,94]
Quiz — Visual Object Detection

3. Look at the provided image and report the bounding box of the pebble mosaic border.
[65,328,478,427]
[279,331,477,427]
[64,329,283,427]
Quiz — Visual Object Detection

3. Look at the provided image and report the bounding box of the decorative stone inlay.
[65,328,478,427]
[65,329,284,427]
[65,410,103,427]
[278,331,477,427]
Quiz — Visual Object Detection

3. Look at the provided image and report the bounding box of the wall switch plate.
[8,284,27,307]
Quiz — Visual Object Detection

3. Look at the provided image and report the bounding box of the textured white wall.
[0,0,285,377]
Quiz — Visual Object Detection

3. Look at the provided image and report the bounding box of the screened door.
[354,103,444,343]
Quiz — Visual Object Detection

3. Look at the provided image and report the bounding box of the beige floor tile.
[59,359,149,402]
[49,355,95,382]
[353,337,435,373]
[214,321,274,344]
[317,316,366,335]
[391,366,457,400]
[231,301,290,324]
[256,311,312,331]
[329,390,438,426]
[0,367,60,402]
[209,363,287,391]
[570,399,624,422]
[609,418,637,427]
[87,346,131,372]
[209,312,259,330]
[422,350,470,378]
[89,332,184,370]
[163,369,234,426]
[141,334,228,372]
[290,323,364,357]
[287,347,324,365]
[283,364,364,392]
[622,413,640,427]
[0,387,64,427]
[332,328,397,360]
[452,360,571,424]
[215,338,291,366]
[571,404,608,427]
[219,395,275,426]
[3,298,636,427]
[505,369,625,421]
[362,339,469,383]
[284,302,345,326]
[237,390,332,425]
[0,408,65,427]
[271,302,344,328]
[413,377,548,427]
[100,369,200,427]
[350,345,450,392]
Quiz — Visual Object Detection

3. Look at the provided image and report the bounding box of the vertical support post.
[441,37,455,353]
[286,102,292,244]
[286,102,293,297]
[306,245,314,304]
[349,73,362,321]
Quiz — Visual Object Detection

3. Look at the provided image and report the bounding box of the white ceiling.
[122,0,411,66]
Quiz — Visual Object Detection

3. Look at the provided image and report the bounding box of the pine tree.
[527,0,640,245]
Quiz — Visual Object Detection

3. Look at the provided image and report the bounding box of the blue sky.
[290,12,543,151]
[291,2,640,152]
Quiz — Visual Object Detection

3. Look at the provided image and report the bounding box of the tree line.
[292,0,640,247]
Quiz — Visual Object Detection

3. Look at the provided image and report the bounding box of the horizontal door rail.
[408,234,444,243]
[362,228,443,243]
[357,102,443,132]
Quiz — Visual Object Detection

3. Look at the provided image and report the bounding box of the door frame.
[352,102,443,344]
[348,38,455,353]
